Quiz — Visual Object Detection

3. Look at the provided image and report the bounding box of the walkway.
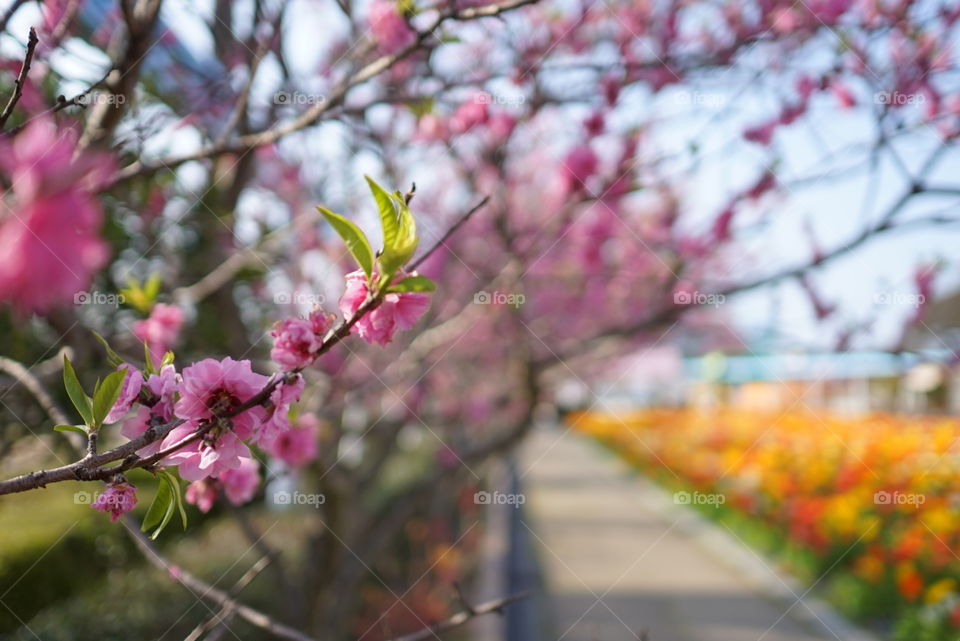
[517,425,874,641]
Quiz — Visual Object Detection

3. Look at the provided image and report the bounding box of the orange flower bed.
[569,407,960,635]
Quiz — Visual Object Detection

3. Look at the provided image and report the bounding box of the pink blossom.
[120,364,180,458]
[219,457,260,505]
[266,414,319,467]
[92,481,137,522]
[104,363,143,424]
[832,80,856,108]
[415,114,448,141]
[185,480,218,513]
[145,364,180,419]
[271,373,306,408]
[271,317,322,369]
[253,374,306,449]
[0,118,111,315]
[310,308,335,337]
[134,304,184,364]
[584,111,605,137]
[449,96,490,134]
[174,357,269,440]
[121,407,165,458]
[744,120,777,145]
[368,0,414,54]
[163,426,252,481]
[561,145,599,193]
[339,270,431,346]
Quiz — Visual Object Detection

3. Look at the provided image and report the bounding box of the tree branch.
[0,26,38,129]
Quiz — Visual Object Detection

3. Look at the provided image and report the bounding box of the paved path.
[517,426,870,641]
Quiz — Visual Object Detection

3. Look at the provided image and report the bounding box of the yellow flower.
[925,578,956,604]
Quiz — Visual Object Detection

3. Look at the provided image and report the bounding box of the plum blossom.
[159,358,268,481]
[0,118,112,315]
[134,303,184,364]
[174,357,269,439]
[265,414,320,467]
[104,363,143,424]
[270,318,321,369]
[92,481,137,522]
[368,0,414,54]
[185,479,218,513]
[449,95,490,134]
[270,308,334,370]
[219,457,260,505]
[339,270,431,346]
[253,374,305,449]
[163,426,252,482]
[561,145,599,193]
[121,365,181,457]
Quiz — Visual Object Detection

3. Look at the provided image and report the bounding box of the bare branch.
[386,592,530,641]
[0,27,38,129]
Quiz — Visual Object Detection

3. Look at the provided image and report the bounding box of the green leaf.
[142,474,176,539]
[317,206,374,278]
[92,369,128,428]
[161,471,188,530]
[120,273,162,313]
[54,424,88,435]
[143,273,162,302]
[62,356,93,427]
[91,331,124,368]
[386,275,436,293]
[143,341,156,375]
[365,176,418,282]
[161,351,175,368]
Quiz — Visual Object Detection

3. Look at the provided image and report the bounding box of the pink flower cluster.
[92,481,137,522]
[134,303,184,364]
[0,118,112,315]
[89,354,320,519]
[270,308,334,370]
[339,270,431,346]
[368,0,415,54]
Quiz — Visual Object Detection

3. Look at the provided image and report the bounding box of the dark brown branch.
[0,27,38,129]
[386,592,530,641]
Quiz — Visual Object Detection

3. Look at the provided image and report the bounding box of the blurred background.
[0,0,959,639]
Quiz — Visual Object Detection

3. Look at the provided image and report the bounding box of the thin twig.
[386,592,530,641]
[0,355,70,426]
[408,196,489,271]
[105,0,540,187]
[124,520,318,641]
[183,555,272,641]
[0,27,39,129]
